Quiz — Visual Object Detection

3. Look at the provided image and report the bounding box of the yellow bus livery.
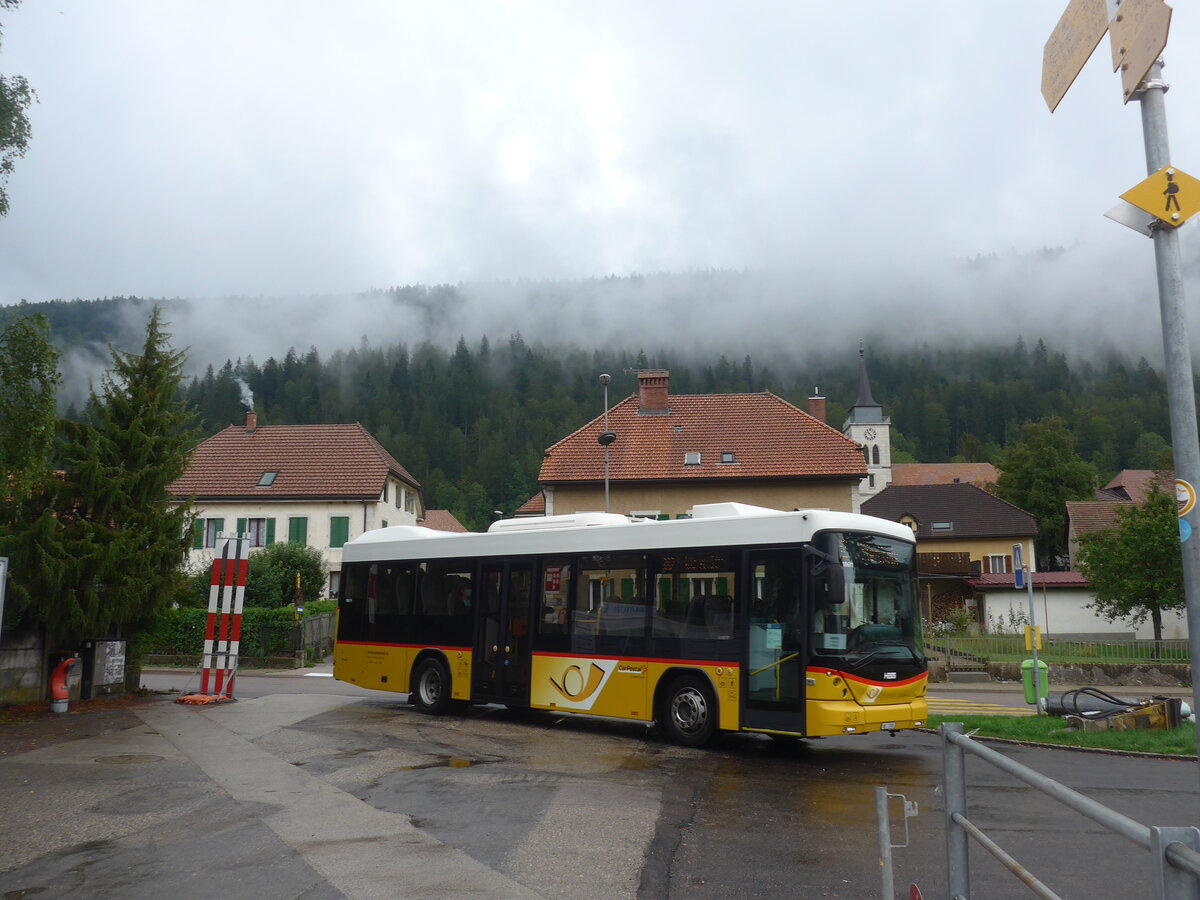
[333,502,927,746]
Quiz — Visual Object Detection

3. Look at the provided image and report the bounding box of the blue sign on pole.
[1012,543,1025,589]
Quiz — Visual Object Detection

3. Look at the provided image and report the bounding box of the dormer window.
[256,471,278,488]
[684,451,701,466]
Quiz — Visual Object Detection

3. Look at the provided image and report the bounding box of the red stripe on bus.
[532,651,739,667]
[806,666,926,688]
[336,641,472,652]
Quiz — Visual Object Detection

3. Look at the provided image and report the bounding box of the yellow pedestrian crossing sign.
[1120,165,1200,227]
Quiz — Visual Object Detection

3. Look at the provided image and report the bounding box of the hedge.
[145,601,337,657]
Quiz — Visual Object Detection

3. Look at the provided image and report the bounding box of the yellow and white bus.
[333,502,927,746]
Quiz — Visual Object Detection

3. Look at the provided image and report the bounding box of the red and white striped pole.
[199,533,249,698]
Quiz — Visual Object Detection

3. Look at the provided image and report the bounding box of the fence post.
[1152,827,1200,900]
[876,786,895,900]
[942,723,970,900]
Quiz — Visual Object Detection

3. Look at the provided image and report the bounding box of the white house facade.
[170,415,424,597]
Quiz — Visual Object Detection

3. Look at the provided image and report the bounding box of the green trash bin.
[1021,658,1049,705]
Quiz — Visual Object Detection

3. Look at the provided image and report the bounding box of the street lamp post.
[598,374,616,513]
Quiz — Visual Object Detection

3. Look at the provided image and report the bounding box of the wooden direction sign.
[1120,165,1200,227]
[1042,0,1110,112]
[1109,0,1172,102]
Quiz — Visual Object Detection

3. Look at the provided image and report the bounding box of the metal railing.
[926,635,1190,669]
[941,722,1200,899]
[298,612,335,658]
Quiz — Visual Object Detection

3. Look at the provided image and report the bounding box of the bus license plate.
[882,722,896,730]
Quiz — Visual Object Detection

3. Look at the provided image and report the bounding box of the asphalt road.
[1,669,1194,899]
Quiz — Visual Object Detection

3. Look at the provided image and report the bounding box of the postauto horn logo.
[548,660,616,710]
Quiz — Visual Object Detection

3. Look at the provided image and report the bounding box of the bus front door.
[743,553,806,735]
[473,562,534,705]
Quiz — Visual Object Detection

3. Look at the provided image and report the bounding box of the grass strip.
[927,714,1196,757]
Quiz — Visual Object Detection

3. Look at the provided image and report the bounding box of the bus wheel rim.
[672,688,707,734]
[422,668,441,704]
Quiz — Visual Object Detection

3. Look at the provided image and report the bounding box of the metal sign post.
[1043,0,1200,783]
[1134,60,1200,786]
[1014,543,1042,710]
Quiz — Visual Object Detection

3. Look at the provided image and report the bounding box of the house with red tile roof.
[535,370,869,518]
[169,413,427,596]
[1064,469,1173,566]
[890,462,999,488]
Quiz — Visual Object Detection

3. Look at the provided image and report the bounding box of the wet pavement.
[0,675,1195,899]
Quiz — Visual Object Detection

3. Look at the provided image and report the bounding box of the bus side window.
[537,561,570,637]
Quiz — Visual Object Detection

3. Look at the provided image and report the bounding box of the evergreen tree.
[0,313,64,627]
[0,313,58,503]
[55,307,197,677]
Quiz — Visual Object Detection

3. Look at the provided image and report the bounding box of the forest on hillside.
[1,293,1181,531]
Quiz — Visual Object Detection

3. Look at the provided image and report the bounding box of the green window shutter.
[288,517,308,544]
[265,518,276,544]
[680,580,691,603]
[621,578,633,601]
[211,518,224,544]
[192,520,204,549]
[236,517,247,535]
[716,576,728,595]
[330,516,350,548]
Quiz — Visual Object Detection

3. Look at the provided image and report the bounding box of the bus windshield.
[811,531,922,671]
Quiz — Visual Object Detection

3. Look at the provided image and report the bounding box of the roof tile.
[169,423,419,500]
[538,392,866,483]
[861,482,1036,539]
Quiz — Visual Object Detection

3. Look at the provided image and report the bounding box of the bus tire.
[660,674,717,747]
[411,657,453,715]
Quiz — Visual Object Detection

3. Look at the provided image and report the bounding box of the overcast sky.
[2,2,1199,366]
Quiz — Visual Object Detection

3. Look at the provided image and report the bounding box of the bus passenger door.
[743,552,806,735]
[473,562,534,705]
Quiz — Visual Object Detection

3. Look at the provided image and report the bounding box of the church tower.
[843,343,892,505]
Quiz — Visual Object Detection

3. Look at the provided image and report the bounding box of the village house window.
[288,517,308,544]
[236,517,272,548]
[404,491,416,514]
[329,516,350,548]
[986,554,1008,574]
[200,517,224,549]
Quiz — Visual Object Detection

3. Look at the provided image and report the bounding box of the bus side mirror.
[825,564,845,605]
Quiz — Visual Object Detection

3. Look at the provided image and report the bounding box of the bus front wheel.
[412,657,452,715]
[661,674,717,747]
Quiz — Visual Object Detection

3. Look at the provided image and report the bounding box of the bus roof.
[342,503,915,563]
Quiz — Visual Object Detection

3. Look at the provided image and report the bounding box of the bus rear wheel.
[412,657,452,715]
[661,674,717,747]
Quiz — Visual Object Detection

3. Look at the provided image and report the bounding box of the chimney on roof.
[245,411,257,433]
[637,369,670,415]
[807,387,826,424]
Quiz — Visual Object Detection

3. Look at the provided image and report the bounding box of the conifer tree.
[0,313,63,627]
[55,307,197,666]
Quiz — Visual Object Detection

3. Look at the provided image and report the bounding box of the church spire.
[854,340,879,408]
